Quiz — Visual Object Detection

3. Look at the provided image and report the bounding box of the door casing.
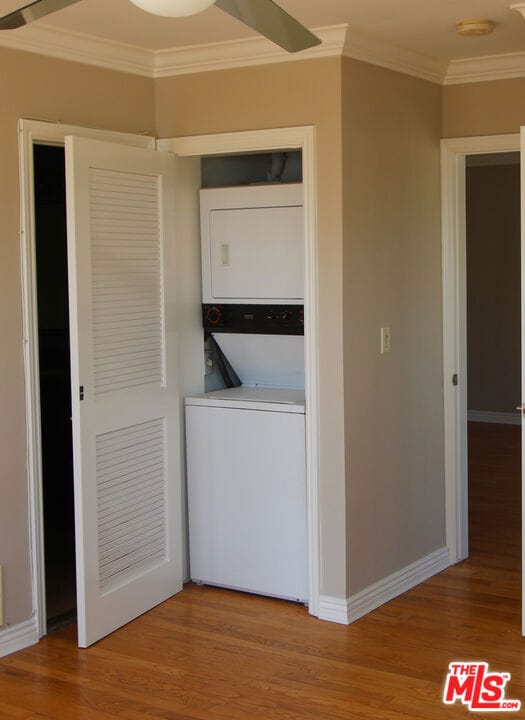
[441,133,520,567]
[159,127,321,617]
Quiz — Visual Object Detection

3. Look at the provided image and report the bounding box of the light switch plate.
[381,327,391,354]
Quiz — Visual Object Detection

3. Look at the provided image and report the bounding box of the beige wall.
[1,45,453,629]
[156,57,348,599]
[443,78,525,138]
[467,163,521,415]
[0,46,155,626]
[342,59,445,595]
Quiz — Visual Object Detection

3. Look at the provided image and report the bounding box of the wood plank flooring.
[1,421,523,719]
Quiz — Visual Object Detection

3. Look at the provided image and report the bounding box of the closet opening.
[34,143,77,632]
[185,147,309,603]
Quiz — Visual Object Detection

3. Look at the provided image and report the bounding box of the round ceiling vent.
[456,18,495,36]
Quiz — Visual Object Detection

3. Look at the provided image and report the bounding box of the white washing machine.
[185,385,308,602]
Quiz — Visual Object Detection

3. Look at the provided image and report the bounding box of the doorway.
[465,153,521,574]
[160,127,321,616]
[441,133,521,569]
[33,143,76,631]
[21,121,167,642]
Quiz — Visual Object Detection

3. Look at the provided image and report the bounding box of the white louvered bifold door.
[65,136,182,648]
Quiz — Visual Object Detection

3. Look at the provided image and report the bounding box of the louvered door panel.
[90,168,164,396]
[65,136,182,648]
[97,418,167,593]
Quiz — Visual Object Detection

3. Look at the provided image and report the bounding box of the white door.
[65,136,182,648]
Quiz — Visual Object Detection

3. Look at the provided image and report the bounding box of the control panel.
[202,304,304,336]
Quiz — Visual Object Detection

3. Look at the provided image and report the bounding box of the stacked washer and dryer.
[185,182,308,603]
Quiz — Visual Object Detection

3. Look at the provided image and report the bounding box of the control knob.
[206,306,223,326]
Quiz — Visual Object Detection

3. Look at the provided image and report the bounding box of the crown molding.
[0,22,153,76]
[343,30,448,85]
[445,51,525,85]
[153,24,347,77]
[0,22,346,79]
[2,18,525,87]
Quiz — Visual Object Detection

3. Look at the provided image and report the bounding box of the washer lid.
[185,386,305,413]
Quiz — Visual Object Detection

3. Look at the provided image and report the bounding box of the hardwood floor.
[1,421,522,719]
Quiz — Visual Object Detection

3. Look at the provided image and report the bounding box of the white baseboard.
[318,596,350,625]
[468,410,521,426]
[319,547,450,626]
[0,616,39,658]
[345,547,450,624]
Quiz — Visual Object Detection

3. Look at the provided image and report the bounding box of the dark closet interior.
[34,144,76,630]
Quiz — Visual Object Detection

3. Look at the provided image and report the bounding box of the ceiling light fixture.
[128,0,215,17]
[510,3,525,20]
[456,18,495,36]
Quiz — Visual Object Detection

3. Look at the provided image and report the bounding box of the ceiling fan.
[0,0,321,53]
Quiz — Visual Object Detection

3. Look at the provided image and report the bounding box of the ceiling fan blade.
[0,0,81,30]
[214,0,321,53]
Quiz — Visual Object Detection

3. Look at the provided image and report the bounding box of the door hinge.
[452,373,458,387]
[79,385,84,401]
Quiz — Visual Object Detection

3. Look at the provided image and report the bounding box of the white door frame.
[19,119,155,638]
[441,133,520,564]
[158,126,321,616]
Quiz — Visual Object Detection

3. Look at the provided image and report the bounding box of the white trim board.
[0,22,153,77]
[4,20,525,85]
[445,51,525,85]
[319,548,450,625]
[0,22,347,79]
[343,29,447,85]
[441,133,520,565]
[468,410,521,426]
[318,596,349,625]
[155,24,346,77]
[0,617,39,659]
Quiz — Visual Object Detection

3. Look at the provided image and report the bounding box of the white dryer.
[185,386,307,602]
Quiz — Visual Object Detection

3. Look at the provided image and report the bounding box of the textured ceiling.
[1,0,525,60]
